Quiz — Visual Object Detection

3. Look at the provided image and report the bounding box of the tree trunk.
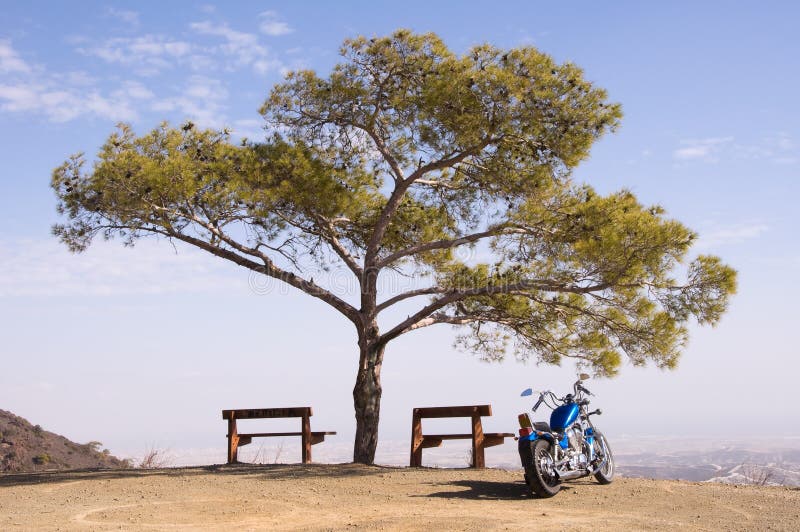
[352,325,384,464]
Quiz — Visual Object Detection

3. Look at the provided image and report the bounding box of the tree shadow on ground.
[420,479,590,500]
[420,480,532,500]
[0,462,389,487]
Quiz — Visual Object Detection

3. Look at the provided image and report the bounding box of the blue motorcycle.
[517,374,614,497]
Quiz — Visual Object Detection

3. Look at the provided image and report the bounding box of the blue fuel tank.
[550,403,579,432]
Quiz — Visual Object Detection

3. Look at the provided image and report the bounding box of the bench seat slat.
[421,432,513,440]
[483,433,515,448]
[237,431,337,438]
[414,405,492,418]
[421,432,515,450]
[238,432,302,438]
[422,433,473,440]
[222,407,312,419]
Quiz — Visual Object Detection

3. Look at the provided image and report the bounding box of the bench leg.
[471,414,485,469]
[301,414,311,464]
[410,412,423,467]
[227,418,239,464]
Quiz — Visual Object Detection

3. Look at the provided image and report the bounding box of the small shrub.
[32,454,50,465]
[33,425,43,436]
[740,463,785,486]
[138,446,171,469]
[86,441,103,452]
[251,441,286,464]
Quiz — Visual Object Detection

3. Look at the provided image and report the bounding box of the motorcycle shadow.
[419,479,578,500]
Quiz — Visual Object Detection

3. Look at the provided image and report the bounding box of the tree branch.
[411,179,459,189]
[378,279,611,345]
[101,200,363,326]
[166,228,361,326]
[405,137,494,184]
[364,137,496,271]
[316,216,364,277]
[376,225,525,268]
[398,312,481,334]
[375,287,449,313]
[365,129,405,183]
[267,209,363,277]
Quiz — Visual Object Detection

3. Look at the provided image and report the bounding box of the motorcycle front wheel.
[524,439,561,497]
[592,431,614,484]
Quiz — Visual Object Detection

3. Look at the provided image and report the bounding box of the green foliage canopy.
[53,30,736,378]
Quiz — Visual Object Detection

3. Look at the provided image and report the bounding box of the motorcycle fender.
[518,436,534,469]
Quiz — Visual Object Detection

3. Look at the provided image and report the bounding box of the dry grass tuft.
[137,446,172,469]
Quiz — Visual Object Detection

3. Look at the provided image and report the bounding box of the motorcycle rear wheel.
[592,431,614,484]
[525,439,561,497]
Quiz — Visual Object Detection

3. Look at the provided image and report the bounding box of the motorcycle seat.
[533,421,552,432]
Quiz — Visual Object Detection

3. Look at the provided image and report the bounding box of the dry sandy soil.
[1,463,798,530]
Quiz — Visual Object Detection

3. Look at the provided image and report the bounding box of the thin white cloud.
[0,238,243,298]
[78,35,193,76]
[258,11,293,36]
[734,133,797,164]
[0,41,146,123]
[118,80,155,100]
[1,19,297,125]
[105,7,140,27]
[0,81,139,122]
[0,39,31,73]
[0,38,223,125]
[150,75,228,129]
[232,118,265,140]
[674,145,709,160]
[695,222,768,250]
[53,70,97,87]
[190,20,285,75]
[673,137,733,162]
[674,134,797,165]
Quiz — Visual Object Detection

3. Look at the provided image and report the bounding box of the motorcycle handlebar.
[532,395,544,412]
[531,388,594,412]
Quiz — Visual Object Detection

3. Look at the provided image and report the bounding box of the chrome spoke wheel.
[535,446,558,486]
[592,432,615,484]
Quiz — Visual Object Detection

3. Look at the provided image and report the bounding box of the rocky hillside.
[0,409,130,473]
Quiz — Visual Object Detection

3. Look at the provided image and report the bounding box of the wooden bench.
[410,405,514,468]
[222,407,335,464]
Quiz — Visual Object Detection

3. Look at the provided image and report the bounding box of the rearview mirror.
[579,373,590,381]
[520,388,533,397]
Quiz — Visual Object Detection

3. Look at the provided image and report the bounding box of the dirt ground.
[1,463,798,531]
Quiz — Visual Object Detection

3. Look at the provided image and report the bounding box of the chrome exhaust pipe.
[557,469,587,481]
[556,457,607,481]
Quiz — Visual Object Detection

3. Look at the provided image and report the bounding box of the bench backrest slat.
[222,407,312,419]
[413,405,491,418]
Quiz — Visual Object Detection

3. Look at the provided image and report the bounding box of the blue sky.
[1,1,798,462]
